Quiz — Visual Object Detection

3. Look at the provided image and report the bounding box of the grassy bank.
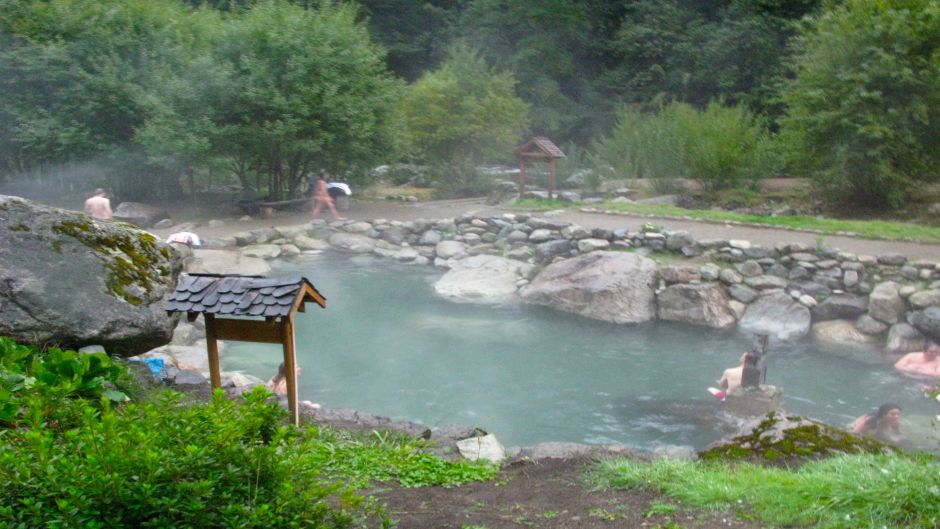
[588,454,940,528]
[513,199,940,244]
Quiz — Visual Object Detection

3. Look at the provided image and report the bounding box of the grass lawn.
[513,199,940,244]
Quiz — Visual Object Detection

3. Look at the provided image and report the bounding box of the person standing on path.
[83,188,113,220]
[310,169,345,220]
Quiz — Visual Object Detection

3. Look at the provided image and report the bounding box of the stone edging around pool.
[183,212,939,353]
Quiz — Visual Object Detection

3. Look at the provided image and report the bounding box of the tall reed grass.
[594,101,778,192]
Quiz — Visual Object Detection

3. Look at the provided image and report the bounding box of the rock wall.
[212,212,940,352]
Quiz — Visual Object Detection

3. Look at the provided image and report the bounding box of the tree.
[0,0,206,196]
[400,45,529,164]
[779,0,940,210]
[455,0,607,144]
[202,0,405,198]
[598,0,820,120]
[355,0,466,81]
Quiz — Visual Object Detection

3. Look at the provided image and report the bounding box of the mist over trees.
[0,0,936,211]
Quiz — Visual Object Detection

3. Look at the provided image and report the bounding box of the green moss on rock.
[699,412,895,467]
[52,217,171,305]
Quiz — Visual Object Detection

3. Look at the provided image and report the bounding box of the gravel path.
[151,197,940,261]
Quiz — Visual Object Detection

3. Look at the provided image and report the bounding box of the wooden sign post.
[165,274,326,427]
[517,137,566,200]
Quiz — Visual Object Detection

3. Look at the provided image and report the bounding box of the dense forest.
[0,0,937,210]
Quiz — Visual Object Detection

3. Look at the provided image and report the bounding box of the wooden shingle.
[517,136,566,159]
[164,273,325,318]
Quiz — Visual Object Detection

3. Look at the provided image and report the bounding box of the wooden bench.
[239,197,308,217]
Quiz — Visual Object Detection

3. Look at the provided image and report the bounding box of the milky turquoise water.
[223,253,939,452]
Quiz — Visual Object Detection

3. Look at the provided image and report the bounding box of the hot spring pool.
[222,253,939,452]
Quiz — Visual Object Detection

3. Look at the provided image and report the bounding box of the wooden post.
[204,313,222,389]
[548,158,556,200]
[280,315,300,426]
[519,160,527,199]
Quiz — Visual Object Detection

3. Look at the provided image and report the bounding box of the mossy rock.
[0,195,182,356]
[698,412,896,468]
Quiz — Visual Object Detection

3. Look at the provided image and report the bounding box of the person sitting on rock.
[84,188,113,220]
[718,353,747,391]
[850,403,903,444]
[894,343,940,378]
[708,353,747,400]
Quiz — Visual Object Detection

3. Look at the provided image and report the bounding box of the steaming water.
[223,254,939,453]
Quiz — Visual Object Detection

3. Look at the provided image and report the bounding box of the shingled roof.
[517,136,566,159]
[164,273,325,318]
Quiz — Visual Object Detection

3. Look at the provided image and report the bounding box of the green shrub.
[0,389,383,528]
[429,161,492,198]
[305,429,499,489]
[0,337,496,527]
[779,0,940,211]
[399,44,529,179]
[594,101,777,191]
[0,337,129,429]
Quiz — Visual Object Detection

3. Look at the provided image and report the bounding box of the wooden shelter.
[516,137,566,199]
[164,273,326,426]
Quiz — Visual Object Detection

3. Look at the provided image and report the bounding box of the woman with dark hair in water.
[850,403,903,443]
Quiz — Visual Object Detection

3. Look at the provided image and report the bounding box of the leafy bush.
[429,161,493,199]
[593,101,777,191]
[0,337,497,527]
[779,0,940,211]
[0,389,382,528]
[0,337,130,428]
[306,428,499,489]
[399,44,529,172]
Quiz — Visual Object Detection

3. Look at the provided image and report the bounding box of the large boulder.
[868,281,906,324]
[885,323,926,354]
[811,320,879,345]
[112,201,169,228]
[521,251,657,324]
[699,412,891,466]
[738,291,812,341]
[329,232,376,253]
[0,195,180,356]
[435,240,468,260]
[657,283,736,329]
[433,255,533,303]
[909,307,940,342]
[810,294,869,321]
[909,289,940,309]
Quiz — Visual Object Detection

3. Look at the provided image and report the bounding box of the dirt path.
[375,458,759,529]
[151,197,940,260]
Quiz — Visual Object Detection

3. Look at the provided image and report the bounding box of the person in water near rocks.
[894,343,940,377]
[266,362,320,409]
[720,354,747,387]
[850,403,903,444]
[83,188,113,220]
[708,354,747,400]
[710,348,769,400]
